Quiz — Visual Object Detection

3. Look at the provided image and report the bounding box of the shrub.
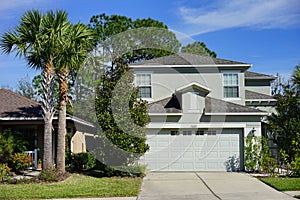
[69,152,96,171]
[245,136,277,174]
[0,163,11,182]
[11,152,32,174]
[38,168,63,182]
[290,155,300,177]
[0,130,27,164]
[94,161,147,177]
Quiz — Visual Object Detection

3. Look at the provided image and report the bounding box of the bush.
[11,152,32,174]
[0,130,27,165]
[94,160,147,177]
[38,168,65,182]
[69,152,96,172]
[245,136,277,174]
[0,163,11,183]
[290,155,300,177]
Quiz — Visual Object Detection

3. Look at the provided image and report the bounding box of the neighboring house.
[131,53,276,172]
[0,88,95,166]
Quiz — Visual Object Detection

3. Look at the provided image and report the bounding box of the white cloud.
[178,0,300,35]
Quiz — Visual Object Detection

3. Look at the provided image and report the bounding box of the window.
[196,130,204,136]
[223,73,239,98]
[171,130,179,136]
[136,74,151,98]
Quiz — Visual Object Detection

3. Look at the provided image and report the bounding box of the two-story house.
[131,53,276,172]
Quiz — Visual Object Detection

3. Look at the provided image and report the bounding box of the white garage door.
[140,129,243,171]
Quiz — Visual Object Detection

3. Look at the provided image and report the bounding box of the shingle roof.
[245,71,275,80]
[205,97,266,114]
[0,89,42,118]
[148,95,181,113]
[245,90,275,100]
[132,53,249,66]
[148,94,265,115]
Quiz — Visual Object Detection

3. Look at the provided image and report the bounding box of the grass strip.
[0,174,142,199]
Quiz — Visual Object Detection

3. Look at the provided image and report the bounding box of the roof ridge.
[0,88,40,106]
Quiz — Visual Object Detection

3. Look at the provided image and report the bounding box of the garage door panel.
[143,129,243,171]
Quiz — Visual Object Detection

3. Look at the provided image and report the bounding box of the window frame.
[223,73,239,98]
[135,73,152,99]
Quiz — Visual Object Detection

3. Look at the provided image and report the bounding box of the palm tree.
[55,24,95,173]
[0,10,70,169]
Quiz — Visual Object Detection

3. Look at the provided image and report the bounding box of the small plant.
[11,152,32,174]
[0,163,11,182]
[69,152,96,171]
[37,159,42,170]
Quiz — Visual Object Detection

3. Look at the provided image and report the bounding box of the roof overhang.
[148,113,182,116]
[245,77,276,80]
[205,112,268,116]
[0,117,43,120]
[0,116,95,128]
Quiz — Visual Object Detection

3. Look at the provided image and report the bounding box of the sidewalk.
[51,198,137,200]
[284,191,300,198]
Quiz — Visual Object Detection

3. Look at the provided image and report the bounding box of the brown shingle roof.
[132,53,249,66]
[148,95,181,113]
[245,90,275,100]
[245,71,275,80]
[0,89,42,118]
[148,94,265,115]
[205,97,266,114]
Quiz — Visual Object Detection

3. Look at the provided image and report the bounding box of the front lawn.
[0,174,142,199]
[260,177,300,191]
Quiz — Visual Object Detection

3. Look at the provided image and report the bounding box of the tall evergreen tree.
[269,65,300,163]
[90,14,180,167]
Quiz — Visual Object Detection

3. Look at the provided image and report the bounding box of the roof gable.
[175,82,211,95]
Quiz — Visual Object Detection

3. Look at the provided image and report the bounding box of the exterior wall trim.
[205,112,268,116]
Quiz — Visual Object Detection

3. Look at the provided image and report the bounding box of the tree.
[90,14,180,167]
[55,23,95,173]
[181,41,217,58]
[268,65,300,170]
[16,75,36,100]
[0,10,70,169]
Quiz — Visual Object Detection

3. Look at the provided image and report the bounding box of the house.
[130,53,276,171]
[0,88,95,166]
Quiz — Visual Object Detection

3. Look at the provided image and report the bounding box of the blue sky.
[0,0,299,88]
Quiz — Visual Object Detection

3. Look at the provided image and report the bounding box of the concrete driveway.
[137,172,295,200]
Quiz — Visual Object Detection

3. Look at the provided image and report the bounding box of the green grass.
[0,174,142,199]
[260,177,300,191]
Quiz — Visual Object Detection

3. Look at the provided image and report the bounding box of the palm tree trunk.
[42,61,56,170]
[57,70,69,173]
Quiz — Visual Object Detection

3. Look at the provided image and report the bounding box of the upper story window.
[136,74,152,98]
[223,73,239,98]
